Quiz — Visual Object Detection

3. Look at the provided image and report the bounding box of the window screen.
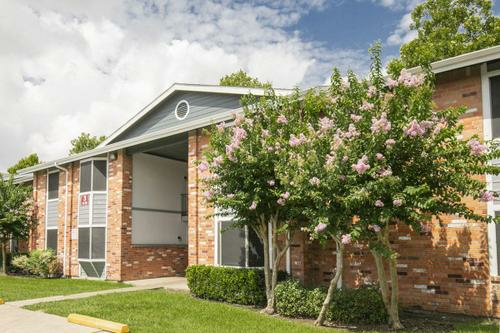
[220,221,246,267]
[48,172,59,200]
[248,228,264,267]
[46,229,58,252]
[93,160,107,191]
[91,227,106,259]
[491,76,500,139]
[80,161,92,193]
[78,227,90,259]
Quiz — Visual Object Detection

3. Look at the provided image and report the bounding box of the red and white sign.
[80,194,90,206]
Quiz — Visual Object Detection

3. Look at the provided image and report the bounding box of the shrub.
[186,265,287,306]
[275,279,387,325]
[12,249,61,278]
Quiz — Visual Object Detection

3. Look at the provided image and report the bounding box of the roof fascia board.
[100,83,292,146]
[18,106,242,174]
[408,45,500,75]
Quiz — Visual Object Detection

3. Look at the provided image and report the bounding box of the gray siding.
[113,91,242,142]
[92,193,107,225]
[46,200,58,228]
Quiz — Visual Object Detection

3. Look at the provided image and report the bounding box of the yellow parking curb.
[0,298,4,305]
[67,314,129,333]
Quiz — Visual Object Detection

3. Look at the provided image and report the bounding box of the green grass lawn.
[0,275,129,301]
[25,289,499,333]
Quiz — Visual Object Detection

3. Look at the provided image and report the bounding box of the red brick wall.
[188,129,215,266]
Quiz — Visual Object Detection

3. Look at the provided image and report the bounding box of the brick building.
[17,45,500,316]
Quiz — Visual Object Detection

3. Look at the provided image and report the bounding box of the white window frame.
[214,213,265,268]
[482,63,500,276]
[45,170,59,252]
[77,157,109,279]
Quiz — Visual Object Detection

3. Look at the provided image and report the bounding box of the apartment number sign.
[80,193,90,206]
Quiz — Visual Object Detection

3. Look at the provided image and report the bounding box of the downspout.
[195,129,199,265]
[54,162,69,277]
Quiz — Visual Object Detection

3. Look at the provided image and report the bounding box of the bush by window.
[186,265,287,306]
[275,279,387,325]
[11,249,61,278]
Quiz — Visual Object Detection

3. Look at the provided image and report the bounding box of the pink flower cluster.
[319,117,334,131]
[480,191,494,202]
[216,122,225,133]
[371,112,391,134]
[375,200,384,207]
[341,234,352,245]
[315,223,327,233]
[309,177,320,186]
[249,201,257,210]
[385,138,396,147]
[393,199,402,206]
[289,133,307,146]
[361,101,374,111]
[404,120,426,137]
[367,86,377,98]
[225,127,248,161]
[376,167,392,178]
[277,115,288,124]
[198,161,209,172]
[277,192,290,206]
[352,155,370,174]
[325,154,335,166]
[342,124,359,139]
[468,139,487,156]
[268,180,275,186]
[212,155,224,167]
[351,114,362,122]
[398,69,425,87]
[375,153,384,160]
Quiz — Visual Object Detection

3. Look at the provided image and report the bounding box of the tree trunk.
[388,255,403,329]
[371,227,404,330]
[262,214,291,315]
[315,237,344,326]
[253,218,272,313]
[1,242,7,276]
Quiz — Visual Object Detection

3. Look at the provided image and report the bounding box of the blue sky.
[0,0,499,169]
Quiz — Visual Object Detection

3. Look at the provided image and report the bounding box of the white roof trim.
[100,83,292,146]
[18,106,245,174]
[409,44,500,74]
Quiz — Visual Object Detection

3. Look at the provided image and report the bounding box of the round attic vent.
[175,100,190,120]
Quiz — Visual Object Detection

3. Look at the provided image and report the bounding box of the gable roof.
[100,83,293,146]
[17,83,292,174]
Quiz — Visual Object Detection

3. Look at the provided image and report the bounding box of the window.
[46,171,59,252]
[218,219,264,267]
[78,159,107,278]
[490,76,500,138]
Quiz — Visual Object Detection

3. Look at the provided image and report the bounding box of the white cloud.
[386,12,418,46]
[370,0,421,11]
[0,0,370,171]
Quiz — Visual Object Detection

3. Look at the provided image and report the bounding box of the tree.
[201,91,307,314]
[0,175,36,274]
[69,133,106,155]
[219,70,271,88]
[330,44,500,328]
[390,0,500,71]
[278,90,355,326]
[7,153,40,175]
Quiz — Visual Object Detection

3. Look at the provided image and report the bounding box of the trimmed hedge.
[275,279,387,325]
[186,265,287,306]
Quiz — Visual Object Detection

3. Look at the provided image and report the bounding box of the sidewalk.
[0,304,100,333]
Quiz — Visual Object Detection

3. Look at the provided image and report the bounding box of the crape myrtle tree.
[332,44,500,329]
[0,175,36,274]
[279,90,356,326]
[200,91,309,314]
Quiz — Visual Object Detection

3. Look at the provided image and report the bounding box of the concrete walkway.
[1,277,188,332]
[0,304,100,332]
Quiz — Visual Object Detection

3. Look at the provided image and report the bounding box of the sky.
[0,0,499,171]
